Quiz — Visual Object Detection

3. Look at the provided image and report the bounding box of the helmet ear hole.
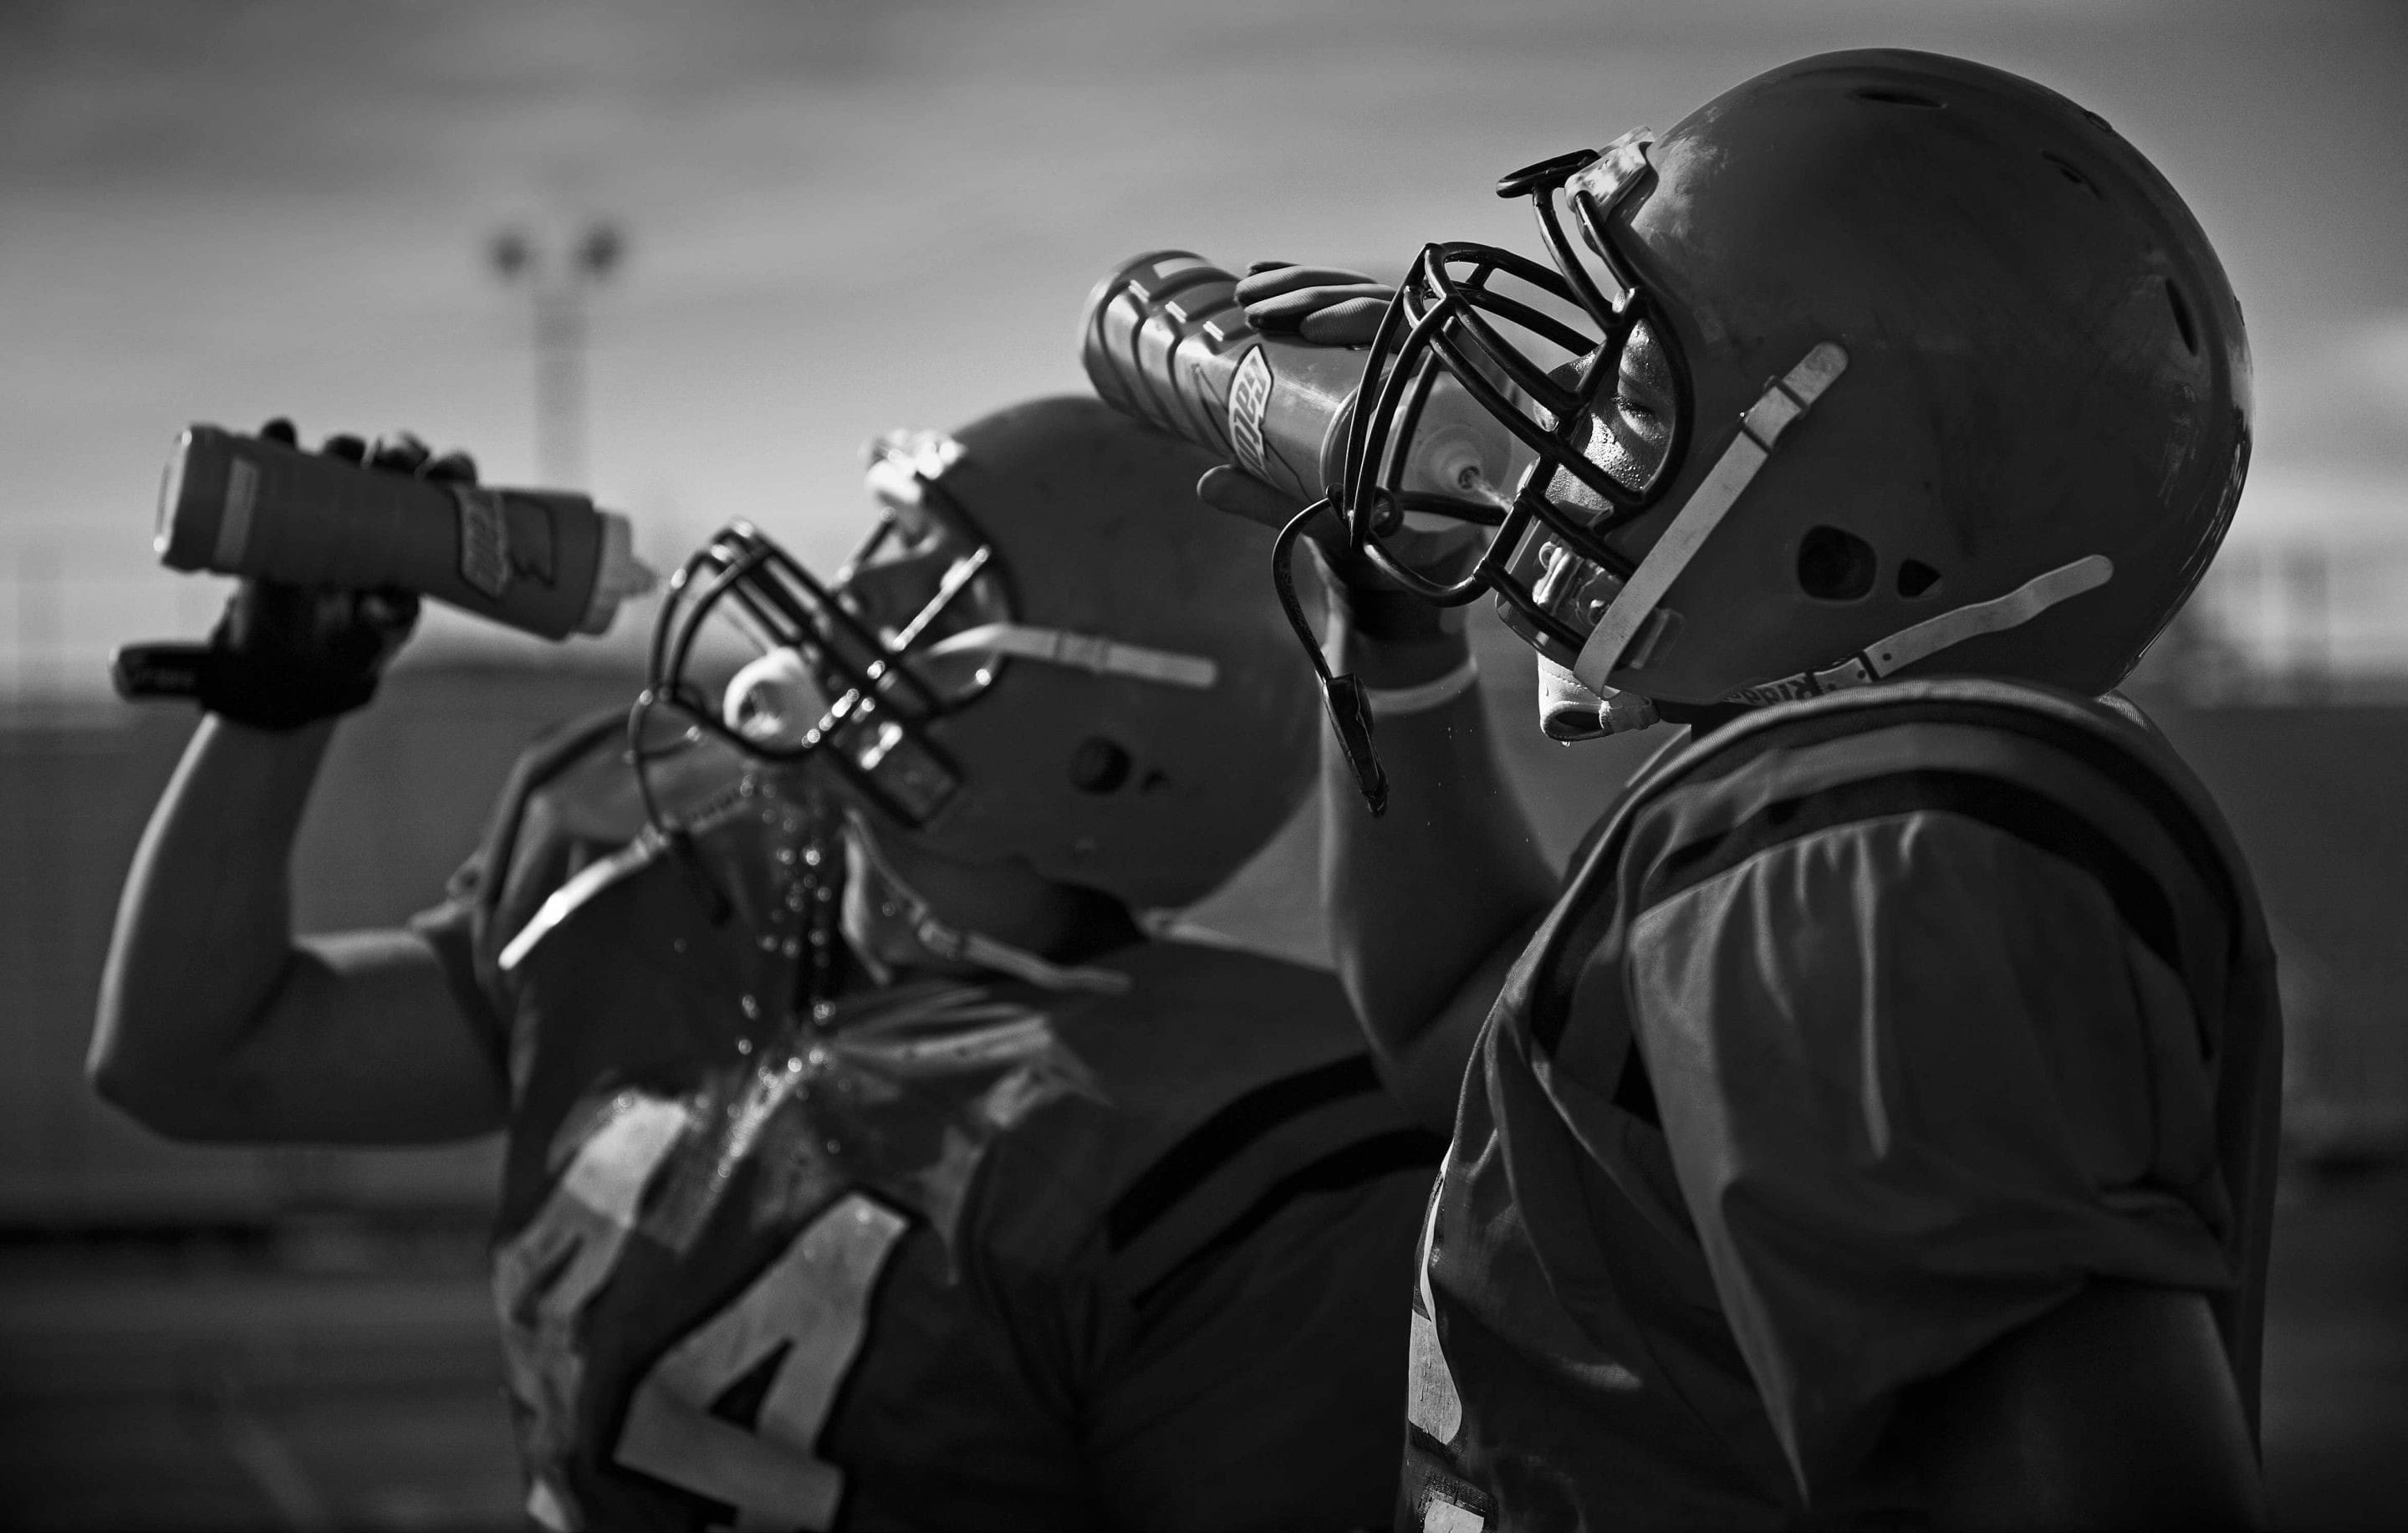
[1069,736,1133,795]
[1797,526,1878,601]
[1896,560,1943,599]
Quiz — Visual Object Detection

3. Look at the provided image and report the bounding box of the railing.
[2137,540,2408,703]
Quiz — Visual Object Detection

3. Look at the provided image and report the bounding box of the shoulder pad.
[1522,676,2262,1056]
[978,940,1440,1305]
[477,709,758,952]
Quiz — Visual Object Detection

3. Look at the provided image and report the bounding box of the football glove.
[110,421,474,732]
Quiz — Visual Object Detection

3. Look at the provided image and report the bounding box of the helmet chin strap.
[922,623,1217,689]
[722,626,1220,750]
[1539,554,2119,733]
[1536,657,1659,741]
[1725,554,2116,707]
[1574,341,1851,694]
[1564,339,2113,716]
[839,810,1131,996]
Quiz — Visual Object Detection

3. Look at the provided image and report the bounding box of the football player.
[91,397,1441,1530]
[1192,49,2280,1530]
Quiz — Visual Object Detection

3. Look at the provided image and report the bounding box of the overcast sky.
[3,0,2403,682]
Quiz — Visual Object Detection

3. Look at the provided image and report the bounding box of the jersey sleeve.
[409,858,507,1064]
[1623,805,2241,1495]
[1079,1146,1434,1533]
[971,1037,1442,1533]
[408,833,510,1061]
[408,708,630,1064]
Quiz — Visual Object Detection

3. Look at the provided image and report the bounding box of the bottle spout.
[577,510,659,634]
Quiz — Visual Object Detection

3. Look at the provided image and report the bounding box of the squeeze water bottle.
[149,424,654,636]
[1079,250,1529,514]
[112,424,656,701]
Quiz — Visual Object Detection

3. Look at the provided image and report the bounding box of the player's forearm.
[1323,621,1554,1111]
[89,713,337,1129]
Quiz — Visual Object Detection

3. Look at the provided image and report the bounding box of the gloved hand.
[1196,263,1480,646]
[113,420,476,732]
[1233,261,1395,345]
[1193,264,1489,815]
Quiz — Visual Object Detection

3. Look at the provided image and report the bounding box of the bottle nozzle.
[578,511,658,635]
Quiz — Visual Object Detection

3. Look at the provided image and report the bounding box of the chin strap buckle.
[1537,656,1660,742]
[1721,554,2117,709]
[1573,341,1851,695]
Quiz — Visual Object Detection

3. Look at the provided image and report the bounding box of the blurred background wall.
[0,1,2403,1528]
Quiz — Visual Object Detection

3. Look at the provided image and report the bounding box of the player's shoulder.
[1049,939,1385,1137]
[1090,937,1354,1045]
[1518,675,2268,1064]
[977,938,1439,1305]
[471,708,755,937]
[1650,676,2201,813]
[1609,677,2247,911]
[1519,677,2265,1059]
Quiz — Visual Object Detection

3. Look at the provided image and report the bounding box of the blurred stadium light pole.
[2288,544,2332,699]
[487,222,625,488]
[12,543,55,701]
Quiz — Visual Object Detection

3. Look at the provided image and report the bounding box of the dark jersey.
[1401,678,2283,1530]
[416,713,1441,1531]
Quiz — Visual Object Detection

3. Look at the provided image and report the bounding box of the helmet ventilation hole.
[1896,560,1942,598]
[2164,278,2199,355]
[2041,151,2100,197]
[1797,526,1878,601]
[1852,87,1944,110]
[1069,737,1133,795]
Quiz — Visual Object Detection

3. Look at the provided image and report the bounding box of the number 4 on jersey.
[615,1193,911,1531]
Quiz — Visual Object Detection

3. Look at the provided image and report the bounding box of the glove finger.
[320,433,368,464]
[1244,283,1396,335]
[218,578,296,648]
[1196,464,1308,532]
[357,588,421,633]
[370,590,421,670]
[421,449,480,484]
[258,417,300,447]
[1233,265,1384,304]
[1296,296,1395,347]
[312,585,372,634]
[1202,477,1377,588]
[367,432,431,474]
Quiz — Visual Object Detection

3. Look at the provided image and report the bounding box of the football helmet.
[639,395,1317,911]
[1331,48,2251,716]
